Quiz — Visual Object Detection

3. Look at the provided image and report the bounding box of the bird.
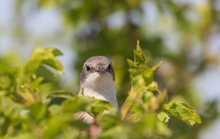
[76,56,118,123]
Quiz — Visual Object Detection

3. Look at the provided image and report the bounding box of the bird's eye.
[107,64,112,71]
[85,66,90,71]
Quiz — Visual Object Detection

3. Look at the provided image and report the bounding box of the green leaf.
[157,112,170,124]
[151,61,163,73]
[17,47,63,89]
[133,113,171,137]
[47,90,75,99]
[134,40,147,64]
[163,101,202,126]
[90,99,113,115]
[29,102,47,122]
[98,112,121,130]
[61,96,89,113]
[31,47,63,59]
[122,41,164,120]
[43,115,69,138]
[48,90,76,105]
[14,48,64,104]
[35,65,59,83]
[127,41,161,87]
[147,81,158,92]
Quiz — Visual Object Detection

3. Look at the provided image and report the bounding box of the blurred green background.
[0,0,219,138]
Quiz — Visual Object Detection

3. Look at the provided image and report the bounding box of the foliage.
[0,0,219,139]
[0,42,201,139]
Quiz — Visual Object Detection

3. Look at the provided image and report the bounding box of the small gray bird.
[77,56,118,123]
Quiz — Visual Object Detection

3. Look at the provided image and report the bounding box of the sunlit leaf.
[164,101,202,126]
[157,112,170,124]
[17,47,63,89]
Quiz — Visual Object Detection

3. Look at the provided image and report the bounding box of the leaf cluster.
[0,44,201,139]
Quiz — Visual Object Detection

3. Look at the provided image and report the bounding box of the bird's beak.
[95,66,107,73]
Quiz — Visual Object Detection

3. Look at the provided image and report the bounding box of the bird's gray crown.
[80,56,115,85]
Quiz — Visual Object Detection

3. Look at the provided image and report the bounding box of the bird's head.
[80,56,115,88]
[79,56,118,109]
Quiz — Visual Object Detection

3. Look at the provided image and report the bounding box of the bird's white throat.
[80,72,118,109]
